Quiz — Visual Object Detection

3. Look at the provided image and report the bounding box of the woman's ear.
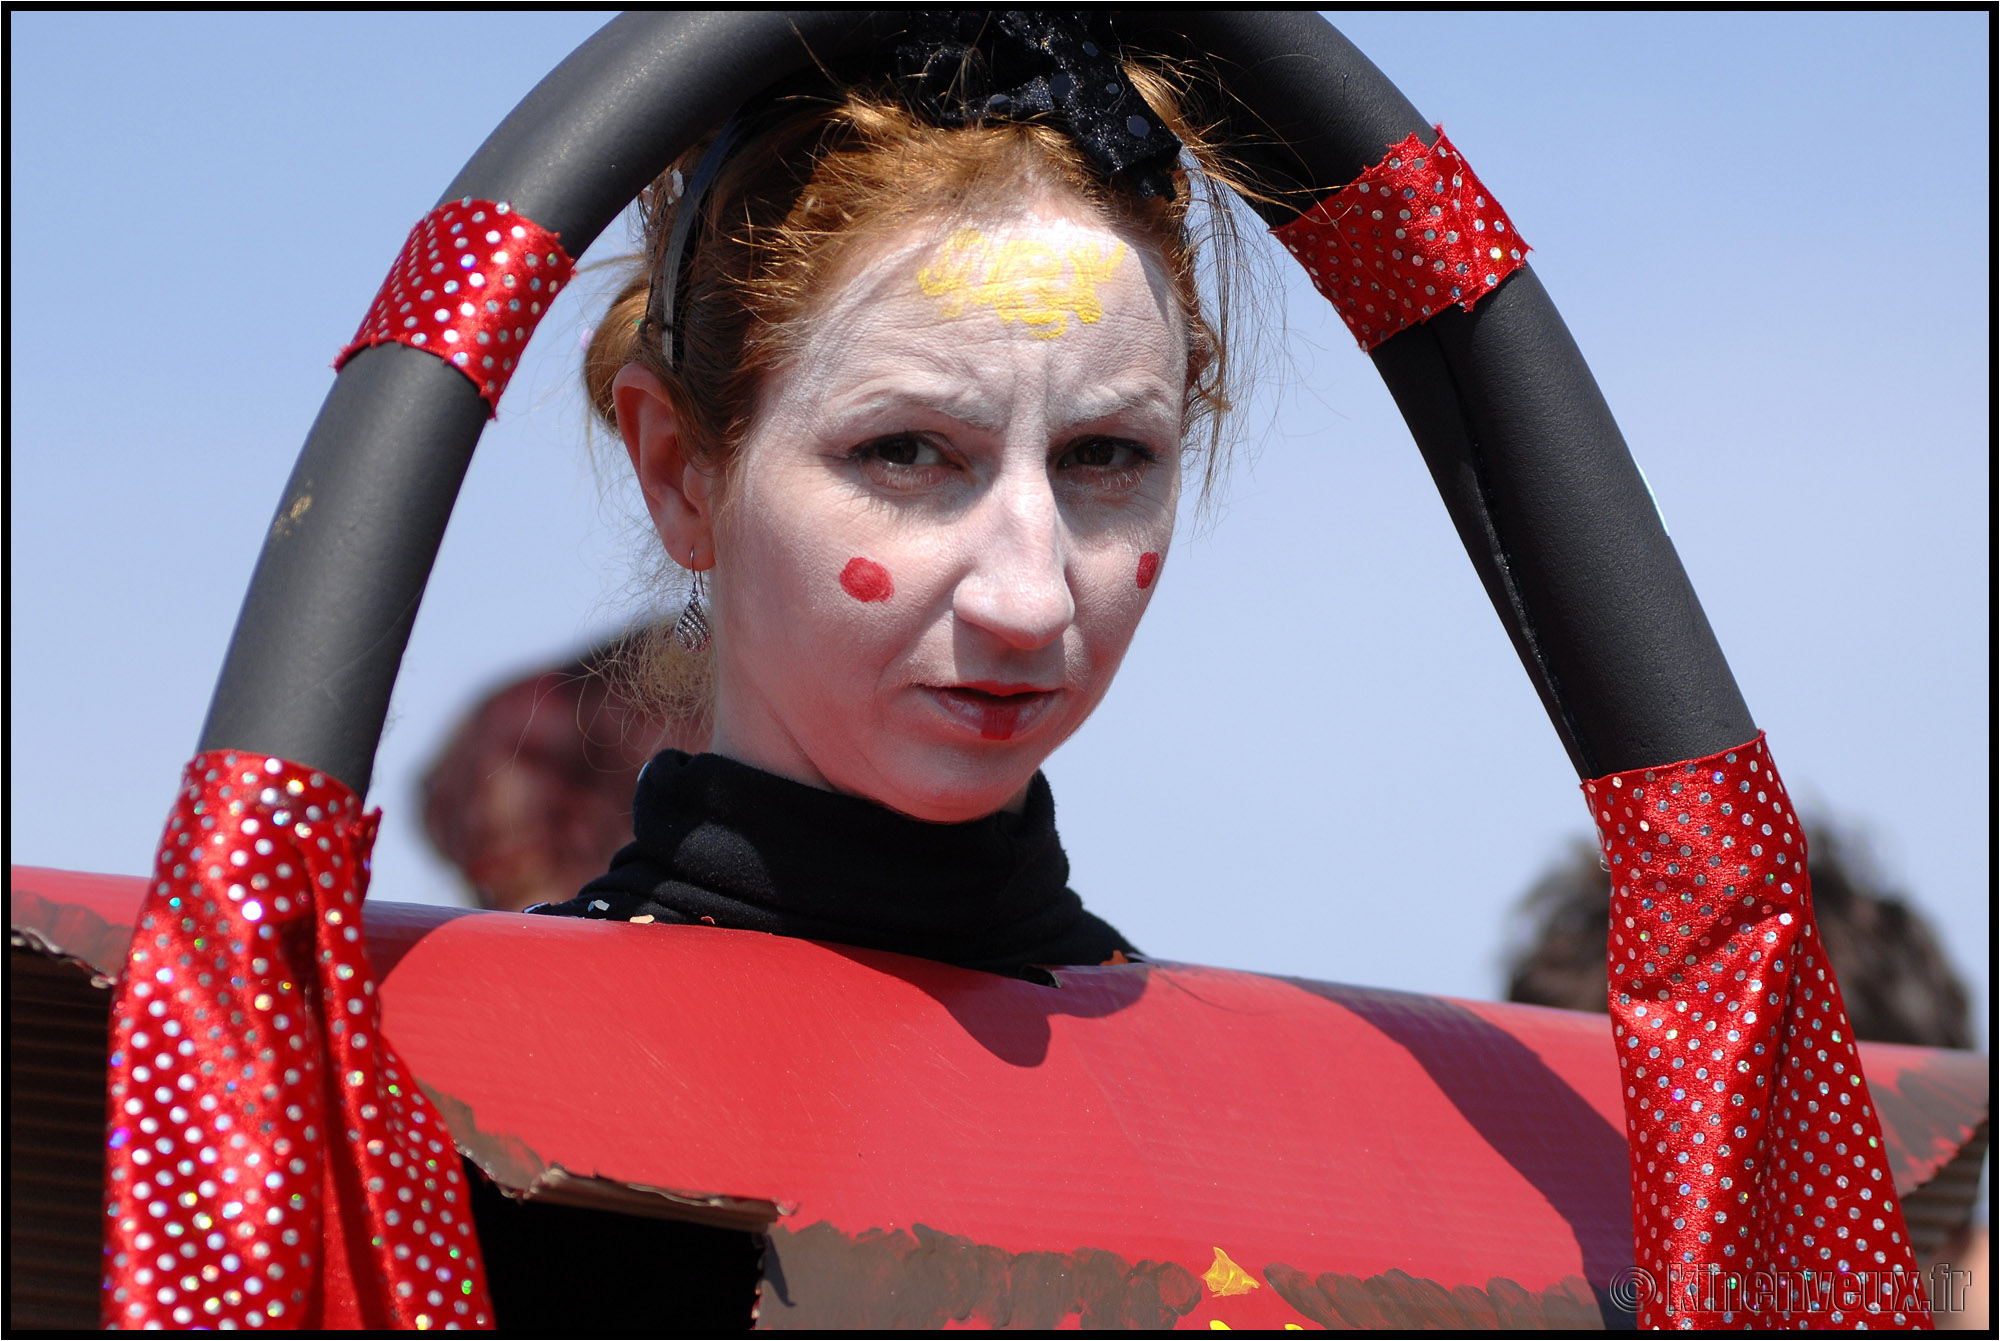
[613,363,716,569]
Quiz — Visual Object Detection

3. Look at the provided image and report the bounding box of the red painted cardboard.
[10,866,1987,1330]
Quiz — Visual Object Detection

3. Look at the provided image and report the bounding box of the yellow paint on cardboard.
[917,229,1126,339]
[1202,1246,1261,1298]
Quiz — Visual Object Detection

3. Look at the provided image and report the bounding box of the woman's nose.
[952,471,1074,651]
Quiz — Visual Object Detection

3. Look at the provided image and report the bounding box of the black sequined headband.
[646,8,1184,368]
[893,10,1183,199]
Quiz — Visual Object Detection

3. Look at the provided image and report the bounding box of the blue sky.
[9,12,1989,1034]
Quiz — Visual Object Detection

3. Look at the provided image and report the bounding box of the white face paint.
[703,197,1186,822]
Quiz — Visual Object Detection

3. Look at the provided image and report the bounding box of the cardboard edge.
[8,881,132,983]
[522,1168,780,1235]
[9,924,118,990]
[1899,1120,1990,1263]
[418,1081,783,1234]
[1863,1045,1994,1194]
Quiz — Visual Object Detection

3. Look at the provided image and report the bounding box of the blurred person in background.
[420,624,703,912]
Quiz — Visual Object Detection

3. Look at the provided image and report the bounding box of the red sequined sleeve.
[1586,735,1932,1329]
[102,752,495,1329]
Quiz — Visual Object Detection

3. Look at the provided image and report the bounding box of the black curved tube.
[1154,13,1754,776]
[200,10,1752,795]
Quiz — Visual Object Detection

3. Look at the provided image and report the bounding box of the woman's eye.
[1059,437,1155,475]
[850,433,956,489]
[855,434,948,469]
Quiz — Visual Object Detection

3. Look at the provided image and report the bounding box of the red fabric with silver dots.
[1586,735,1931,1330]
[1272,127,1529,351]
[336,198,574,415]
[103,751,493,1330]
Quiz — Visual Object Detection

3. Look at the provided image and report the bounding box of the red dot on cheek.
[1135,552,1161,590]
[839,557,895,603]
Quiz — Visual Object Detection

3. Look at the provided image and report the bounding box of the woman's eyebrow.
[1063,382,1178,426]
[829,381,1177,437]
[830,383,1011,434]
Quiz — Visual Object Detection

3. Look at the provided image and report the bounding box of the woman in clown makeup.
[534,55,1232,976]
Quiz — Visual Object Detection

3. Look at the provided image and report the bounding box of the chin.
[861,745,1042,824]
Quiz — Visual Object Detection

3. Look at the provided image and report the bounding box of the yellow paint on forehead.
[917,228,1127,339]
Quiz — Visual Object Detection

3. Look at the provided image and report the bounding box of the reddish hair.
[582,68,1248,501]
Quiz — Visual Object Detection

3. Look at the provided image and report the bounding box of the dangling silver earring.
[673,547,711,653]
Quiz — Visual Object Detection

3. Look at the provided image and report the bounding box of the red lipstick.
[923,682,1060,741]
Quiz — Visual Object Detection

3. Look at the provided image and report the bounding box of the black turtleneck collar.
[531,751,1135,976]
